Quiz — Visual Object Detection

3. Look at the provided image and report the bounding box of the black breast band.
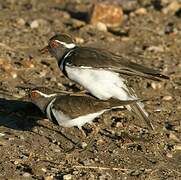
[58,50,74,78]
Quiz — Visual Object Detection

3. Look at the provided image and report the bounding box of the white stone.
[63,174,73,180]
[30,20,39,29]
[96,22,107,32]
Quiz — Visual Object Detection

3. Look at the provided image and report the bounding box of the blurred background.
[0,0,181,179]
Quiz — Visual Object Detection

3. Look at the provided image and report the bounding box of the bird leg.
[79,122,100,152]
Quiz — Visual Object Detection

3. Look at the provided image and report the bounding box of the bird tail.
[126,101,154,130]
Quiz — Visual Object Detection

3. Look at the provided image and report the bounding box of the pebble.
[17,18,26,26]
[39,70,47,77]
[8,137,14,141]
[19,135,25,140]
[81,159,94,166]
[18,89,26,96]
[71,19,85,29]
[0,58,4,65]
[154,108,162,112]
[177,105,181,110]
[162,95,173,101]
[169,133,180,142]
[116,122,124,128]
[166,152,173,158]
[22,172,31,177]
[0,133,5,137]
[73,171,79,175]
[96,22,107,32]
[90,3,124,28]
[24,61,35,68]
[10,71,17,79]
[75,37,85,44]
[44,176,53,180]
[54,148,61,153]
[134,8,147,15]
[81,142,87,148]
[14,160,19,165]
[146,45,164,53]
[41,168,47,172]
[174,144,181,151]
[162,1,181,14]
[63,174,73,180]
[30,20,39,29]
[99,173,112,180]
[151,82,162,90]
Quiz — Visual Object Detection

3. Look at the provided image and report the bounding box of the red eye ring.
[50,40,59,48]
[31,90,37,98]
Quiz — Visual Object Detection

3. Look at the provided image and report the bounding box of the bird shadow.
[0,98,82,150]
[0,98,43,131]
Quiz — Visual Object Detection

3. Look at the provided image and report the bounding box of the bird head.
[28,89,57,113]
[40,34,76,61]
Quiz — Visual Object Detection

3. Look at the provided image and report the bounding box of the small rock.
[23,172,31,177]
[2,63,11,71]
[81,142,87,148]
[99,172,112,180]
[39,70,47,77]
[169,133,180,142]
[166,152,173,158]
[96,22,107,32]
[134,8,147,15]
[73,171,79,175]
[90,3,124,28]
[0,133,5,137]
[19,135,25,140]
[162,95,173,101]
[17,18,26,26]
[8,137,14,141]
[10,71,17,79]
[54,148,61,153]
[75,37,85,44]
[24,61,35,68]
[71,19,86,29]
[63,174,73,180]
[44,176,53,180]
[116,122,124,128]
[0,58,4,65]
[18,89,26,96]
[41,168,47,172]
[174,144,181,151]
[162,1,181,14]
[30,20,39,28]
[177,105,181,110]
[151,82,162,90]
[146,45,164,53]
[14,160,19,165]
[80,159,94,166]
[0,140,7,146]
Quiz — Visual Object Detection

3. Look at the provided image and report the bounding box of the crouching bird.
[40,34,169,130]
[28,89,136,130]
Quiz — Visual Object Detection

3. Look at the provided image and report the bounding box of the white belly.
[66,66,135,101]
[52,108,107,129]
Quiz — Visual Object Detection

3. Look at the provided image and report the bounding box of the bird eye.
[31,91,38,98]
[50,40,59,48]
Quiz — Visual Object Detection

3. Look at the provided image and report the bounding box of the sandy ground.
[0,0,181,179]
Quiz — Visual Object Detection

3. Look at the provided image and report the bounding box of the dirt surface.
[0,0,181,179]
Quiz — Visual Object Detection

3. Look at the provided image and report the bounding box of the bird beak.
[39,45,49,54]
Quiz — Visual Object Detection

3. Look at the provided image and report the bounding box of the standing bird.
[28,89,136,129]
[40,34,169,130]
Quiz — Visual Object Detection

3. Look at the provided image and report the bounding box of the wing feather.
[66,47,169,81]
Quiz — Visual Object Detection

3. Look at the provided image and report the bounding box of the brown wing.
[52,95,136,118]
[66,47,169,81]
